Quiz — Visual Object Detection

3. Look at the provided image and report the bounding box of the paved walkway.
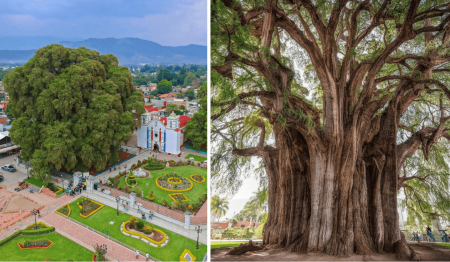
[43,213,148,262]
[0,194,78,239]
[84,190,208,244]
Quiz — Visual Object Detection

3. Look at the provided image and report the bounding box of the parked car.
[1,164,16,172]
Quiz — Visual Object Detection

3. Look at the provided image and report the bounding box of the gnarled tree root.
[226,240,264,255]
[394,232,420,261]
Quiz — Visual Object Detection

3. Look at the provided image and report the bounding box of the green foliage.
[183,72,198,87]
[3,45,144,180]
[185,89,196,100]
[157,79,172,94]
[166,103,178,113]
[185,82,207,150]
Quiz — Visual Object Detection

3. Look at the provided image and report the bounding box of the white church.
[137,112,191,155]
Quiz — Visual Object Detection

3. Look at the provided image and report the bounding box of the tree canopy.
[211,0,450,256]
[185,82,207,150]
[157,79,173,94]
[4,44,145,179]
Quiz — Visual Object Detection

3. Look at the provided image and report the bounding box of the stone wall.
[103,187,207,224]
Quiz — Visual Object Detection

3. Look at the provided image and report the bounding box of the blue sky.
[0,0,207,46]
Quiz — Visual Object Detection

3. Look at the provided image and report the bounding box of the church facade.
[137,112,191,155]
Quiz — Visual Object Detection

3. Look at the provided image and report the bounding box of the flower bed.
[76,198,104,218]
[180,249,197,261]
[190,174,205,184]
[155,174,193,192]
[17,239,53,250]
[169,193,189,203]
[168,177,182,185]
[55,204,71,218]
[47,182,64,195]
[121,219,168,247]
[24,222,50,230]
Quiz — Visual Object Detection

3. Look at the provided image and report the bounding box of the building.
[211,220,261,230]
[137,112,191,155]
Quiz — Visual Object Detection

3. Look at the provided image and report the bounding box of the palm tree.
[211,195,229,229]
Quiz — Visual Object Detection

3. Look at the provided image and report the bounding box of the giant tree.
[185,82,208,150]
[212,0,450,258]
[4,44,145,179]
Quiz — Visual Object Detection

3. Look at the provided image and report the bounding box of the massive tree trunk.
[259,122,403,255]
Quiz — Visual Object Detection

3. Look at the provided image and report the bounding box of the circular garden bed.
[156,173,193,192]
[190,174,205,183]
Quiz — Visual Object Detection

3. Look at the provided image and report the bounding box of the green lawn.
[25,178,64,195]
[211,241,262,249]
[435,243,450,248]
[184,154,207,162]
[0,232,93,261]
[67,198,207,261]
[119,166,207,206]
[25,177,43,187]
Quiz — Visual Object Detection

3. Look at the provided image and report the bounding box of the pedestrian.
[426,226,435,242]
[135,250,139,259]
[417,231,422,243]
[149,212,152,220]
[146,252,149,261]
[106,231,109,237]
[110,167,112,172]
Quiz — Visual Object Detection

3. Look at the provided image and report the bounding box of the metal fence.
[67,217,161,262]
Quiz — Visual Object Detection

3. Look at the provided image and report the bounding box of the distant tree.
[230,218,238,227]
[185,89,196,100]
[156,80,172,94]
[211,195,229,230]
[179,66,186,75]
[176,93,184,99]
[157,69,174,82]
[183,72,197,87]
[179,105,186,111]
[185,82,206,150]
[166,104,178,114]
[3,44,144,181]
[195,69,204,78]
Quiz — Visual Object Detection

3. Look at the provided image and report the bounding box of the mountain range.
[0,37,206,65]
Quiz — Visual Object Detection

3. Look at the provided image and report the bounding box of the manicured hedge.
[0,227,56,247]
[0,232,20,247]
[142,163,165,171]
[21,227,55,235]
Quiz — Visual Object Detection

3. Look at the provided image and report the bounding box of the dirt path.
[408,242,450,261]
[211,242,450,261]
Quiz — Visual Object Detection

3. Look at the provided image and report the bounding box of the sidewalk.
[83,190,208,245]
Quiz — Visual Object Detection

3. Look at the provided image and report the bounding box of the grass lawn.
[184,154,207,162]
[211,241,262,249]
[0,232,93,261]
[435,243,450,248]
[67,198,207,261]
[119,166,207,206]
[25,177,43,187]
[25,177,64,195]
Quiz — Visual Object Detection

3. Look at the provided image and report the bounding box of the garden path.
[0,194,79,238]
[42,212,148,262]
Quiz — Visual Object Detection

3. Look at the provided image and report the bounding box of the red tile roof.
[0,118,8,124]
[179,115,191,127]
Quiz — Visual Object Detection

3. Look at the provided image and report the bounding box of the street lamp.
[115,196,120,216]
[195,225,202,250]
[31,209,39,229]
